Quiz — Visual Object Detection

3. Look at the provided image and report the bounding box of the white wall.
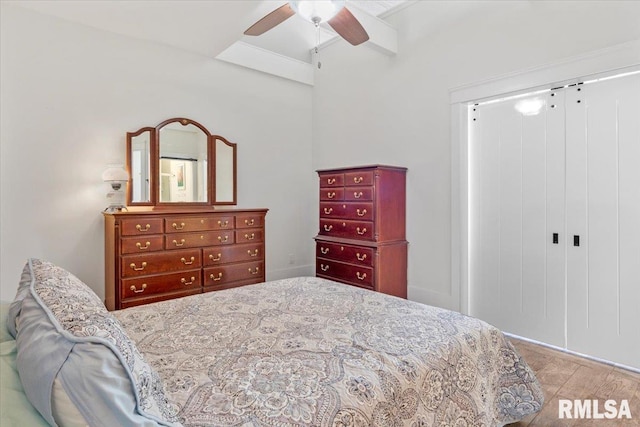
[0,4,316,301]
[312,0,640,310]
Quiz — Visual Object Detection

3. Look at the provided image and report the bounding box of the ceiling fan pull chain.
[315,20,322,69]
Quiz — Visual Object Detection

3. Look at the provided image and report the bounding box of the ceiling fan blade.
[244,3,295,36]
[328,7,369,46]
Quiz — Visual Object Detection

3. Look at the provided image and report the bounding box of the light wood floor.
[508,338,640,426]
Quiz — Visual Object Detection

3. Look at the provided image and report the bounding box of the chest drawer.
[236,229,263,244]
[122,249,202,277]
[344,170,374,186]
[344,186,373,201]
[121,218,163,236]
[122,269,201,299]
[320,188,344,201]
[121,235,164,254]
[316,259,373,289]
[204,261,264,287]
[316,241,374,267]
[320,202,373,221]
[203,243,264,266]
[165,216,234,233]
[319,173,344,188]
[165,231,235,249]
[319,219,374,241]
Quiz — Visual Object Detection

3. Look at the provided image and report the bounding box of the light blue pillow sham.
[7,259,180,427]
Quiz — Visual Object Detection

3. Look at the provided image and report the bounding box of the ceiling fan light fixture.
[290,0,345,24]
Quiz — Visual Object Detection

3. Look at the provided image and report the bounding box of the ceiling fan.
[244,0,369,46]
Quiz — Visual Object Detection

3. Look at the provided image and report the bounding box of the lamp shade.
[102,165,129,182]
[290,0,345,23]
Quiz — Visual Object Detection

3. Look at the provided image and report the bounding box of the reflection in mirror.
[130,131,151,203]
[159,123,208,203]
[215,138,235,203]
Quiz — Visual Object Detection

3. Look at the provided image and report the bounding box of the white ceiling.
[9,0,413,82]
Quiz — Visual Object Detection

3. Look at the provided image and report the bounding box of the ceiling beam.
[216,41,314,86]
[323,3,398,55]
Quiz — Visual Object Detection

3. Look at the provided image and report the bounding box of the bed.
[4,259,543,426]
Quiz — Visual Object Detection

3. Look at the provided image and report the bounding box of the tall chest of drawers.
[104,208,267,310]
[314,165,407,298]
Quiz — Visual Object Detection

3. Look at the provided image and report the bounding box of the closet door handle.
[553,233,559,244]
[573,235,580,247]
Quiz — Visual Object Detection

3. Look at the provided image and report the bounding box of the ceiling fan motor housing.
[290,0,346,23]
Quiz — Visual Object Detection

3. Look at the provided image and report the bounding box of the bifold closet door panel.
[566,73,640,368]
[469,95,565,346]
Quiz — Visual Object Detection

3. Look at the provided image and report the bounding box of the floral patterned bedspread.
[114,277,543,426]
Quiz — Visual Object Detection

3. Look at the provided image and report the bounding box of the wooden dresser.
[314,165,407,298]
[104,208,267,310]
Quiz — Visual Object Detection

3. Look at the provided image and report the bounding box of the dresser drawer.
[121,235,164,254]
[236,229,263,244]
[122,249,202,277]
[316,241,374,267]
[204,261,264,287]
[316,259,373,289]
[121,218,163,236]
[319,173,344,188]
[164,216,234,233]
[236,214,264,229]
[122,270,201,299]
[320,202,373,221]
[203,243,264,266]
[165,231,235,250]
[319,219,374,241]
[344,170,374,186]
[320,188,344,201]
[344,186,373,201]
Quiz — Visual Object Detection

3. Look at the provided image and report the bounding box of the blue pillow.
[7,259,180,427]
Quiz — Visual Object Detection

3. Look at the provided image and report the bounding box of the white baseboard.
[266,264,315,281]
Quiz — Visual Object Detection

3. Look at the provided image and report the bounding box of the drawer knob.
[356,227,367,236]
[129,262,147,271]
[136,224,151,232]
[209,253,222,262]
[181,256,195,265]
[248,249,259,257]
[218,235,229,243]
[130,283,147,293]
[327,192,336,199]
[354,191,363,199]
[327,178,336,185]
[320,247,329,255]
[323,207,333,215]
[218,220,229,228]
[245,218,255,226]
[136,241,151,250]
[356,209,367,217]
[210,272,223,281]
[353,176,364,184]
[248,267,260,275]
[244,233,255,241]
[172,222,185,230]
[324,225,333,232]
[356,272,367,281]
[356,253,367,261]
[173,239,186,247]
[320,264,330,272]
[181,277,195,286]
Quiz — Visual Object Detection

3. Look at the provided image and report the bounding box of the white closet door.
[565,73,640,367]
[469,93,566,346]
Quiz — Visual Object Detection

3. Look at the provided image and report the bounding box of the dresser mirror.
[126,118,237,206]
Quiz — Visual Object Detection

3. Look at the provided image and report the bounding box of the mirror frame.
[126,117,237,207]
